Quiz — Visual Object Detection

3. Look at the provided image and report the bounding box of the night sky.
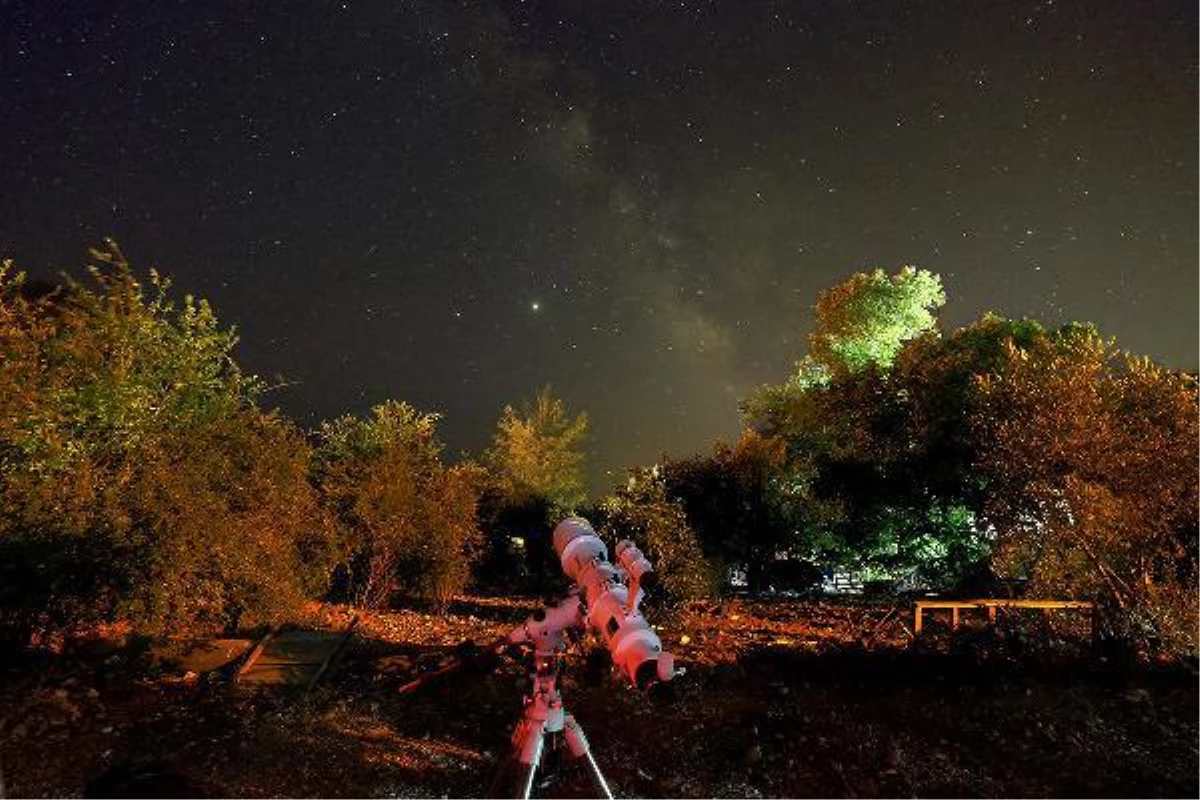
[2,0,1196,490]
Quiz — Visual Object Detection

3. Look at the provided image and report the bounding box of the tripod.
[490,594,615,799]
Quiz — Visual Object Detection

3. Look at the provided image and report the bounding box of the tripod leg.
[489,715,547,800]
[563,714,614,800]
[517,733,544,800]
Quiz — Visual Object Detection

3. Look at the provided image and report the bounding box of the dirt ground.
[1,596,1196,798]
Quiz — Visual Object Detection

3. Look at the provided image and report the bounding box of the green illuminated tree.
[743,266,943,434]
[738,269,1031,591]
[811,265,945,375]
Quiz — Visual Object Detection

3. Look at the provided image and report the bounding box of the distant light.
[530,301,541,312]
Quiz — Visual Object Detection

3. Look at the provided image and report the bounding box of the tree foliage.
[0,243,328,639]
[737,268,963,590]
[486,385,589,513]
[600,468,717,603]
[743,266,943,438]
[314,401,483,610]
[662,431,814,593]
[736,262,1197,659]
[810,266,945,374]
[974,328,1198,653]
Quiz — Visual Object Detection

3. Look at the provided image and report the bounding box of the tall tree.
[810,265,945,375]
[743,266,944,435]
[486,385,589,513]
[736,267,949,588]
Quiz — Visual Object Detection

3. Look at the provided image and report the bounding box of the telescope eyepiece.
[633,651,676,689]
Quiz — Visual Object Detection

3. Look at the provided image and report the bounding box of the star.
[0,0,1191,490]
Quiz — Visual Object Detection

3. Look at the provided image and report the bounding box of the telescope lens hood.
[635,659,659,690]
[634,652,676,690]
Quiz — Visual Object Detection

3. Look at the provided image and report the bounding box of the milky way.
[2,0,1195,489]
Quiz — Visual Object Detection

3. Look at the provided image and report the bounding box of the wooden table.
[914,598,1096,637]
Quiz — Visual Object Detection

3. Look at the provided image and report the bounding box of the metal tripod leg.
[489,711,550,800]
[563,713,614,800]
[498,713,613,799]
[516,733,545,800]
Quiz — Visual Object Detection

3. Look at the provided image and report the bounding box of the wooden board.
[235,618,357,689]
[237,663,321,685]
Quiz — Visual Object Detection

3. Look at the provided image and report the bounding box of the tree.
[0,242,328,640]
[973,328,1198,654]
[893,314,1052,507]
[479,386,589,593]
[739,269,1047,592]
[810,266,945,375]
[600,467,717,603]
[737,268,950,588]
[663,431,816,593]
[743,266,943,439]
[314,401,483,610]
[486,385,589,513]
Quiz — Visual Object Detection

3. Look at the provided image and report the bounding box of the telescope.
[494,516,677,797]
[547,516,675,687]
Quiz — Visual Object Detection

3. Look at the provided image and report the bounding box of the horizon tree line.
[1,242,1194,658]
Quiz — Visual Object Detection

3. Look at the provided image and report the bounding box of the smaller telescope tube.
[615,539,655,612]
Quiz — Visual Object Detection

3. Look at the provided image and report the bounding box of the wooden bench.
[914,598,1096,637]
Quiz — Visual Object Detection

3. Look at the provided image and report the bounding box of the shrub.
[0,243,328,640]
[600,468,718,604]
[314,401,483,609]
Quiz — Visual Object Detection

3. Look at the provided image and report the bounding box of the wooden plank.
[305,615,359,694]
[915,599,1094,610]
[978,600,1093,610]
[238,664,315,685]
[234,627,279,683]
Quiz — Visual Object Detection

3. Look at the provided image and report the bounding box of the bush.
[0,244,329,641]
[314,401,484,610]
[600,468,718,604]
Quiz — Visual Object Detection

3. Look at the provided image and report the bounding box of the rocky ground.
[1,596,1196,798]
